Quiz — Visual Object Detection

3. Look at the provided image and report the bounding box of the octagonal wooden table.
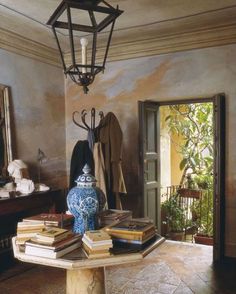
[12,235,165,294]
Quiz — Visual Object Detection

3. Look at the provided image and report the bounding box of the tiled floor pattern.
[0,241,235,293]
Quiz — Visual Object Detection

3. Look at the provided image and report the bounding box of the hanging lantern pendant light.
[47,0,123,93]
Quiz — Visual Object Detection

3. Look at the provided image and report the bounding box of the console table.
[0,189,66,269]
[12,235,165,294]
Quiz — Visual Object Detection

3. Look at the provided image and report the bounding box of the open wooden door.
[139,101,161,232]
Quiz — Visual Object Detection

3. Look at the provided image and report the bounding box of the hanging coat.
[69,140,94,189]
[97,112,126,208]
[93,142,107,208]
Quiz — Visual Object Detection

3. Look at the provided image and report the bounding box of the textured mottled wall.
[65,44,236,257]
[0,49,66,189]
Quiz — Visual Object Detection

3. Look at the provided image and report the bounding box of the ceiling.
[0,0,236,66]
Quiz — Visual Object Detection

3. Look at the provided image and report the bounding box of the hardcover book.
[82,244,111,259]
[105,228,156,241]
[83,243,110,254]
[36,227,71,242]
[26,235,81,251]
[112,231,156,245]
[23,213,74,227]
[16,222,46,241]
[16,232,42,238]
[25,240,80,259]
[82,237,112,251]
[16,236,33,245]
[17,228,45,234]
[17,222,46,230]
[112,234,162,252]
[98,209,132,226]
[84,230,111,242]
[105,219,155,237]
[83,250,111,259]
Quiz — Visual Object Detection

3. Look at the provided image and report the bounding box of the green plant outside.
[165,103,214,237]
[161,194,185,233]
[191,190,213,236]
[165,103,213,187]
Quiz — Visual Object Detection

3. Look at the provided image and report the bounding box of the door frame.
[139,95,225,263]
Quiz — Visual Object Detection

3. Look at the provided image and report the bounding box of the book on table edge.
[111,234,163,252]
[25,235,81,251]
[25,241,80,258]
[112,231,156,245]
[82,237,112,250]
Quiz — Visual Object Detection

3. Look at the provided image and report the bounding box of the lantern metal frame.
[47,0,123,93]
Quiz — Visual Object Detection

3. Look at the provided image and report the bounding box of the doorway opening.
[139,94,225,262]
[160,102,214,245]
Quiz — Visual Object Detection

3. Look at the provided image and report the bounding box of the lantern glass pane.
[70,8,91,28]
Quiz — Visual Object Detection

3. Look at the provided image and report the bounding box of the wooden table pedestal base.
[67,267,105,294]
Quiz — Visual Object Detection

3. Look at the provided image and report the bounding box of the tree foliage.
[165,103,214,236]
[165,103,213,187]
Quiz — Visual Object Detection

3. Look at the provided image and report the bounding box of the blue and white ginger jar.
[67,164,106,235]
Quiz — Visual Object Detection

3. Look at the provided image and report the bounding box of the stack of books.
[16,222,46,245]
[25,227,81,258]
[98,209,132,227]
[22,213,74,229]
[82,230,113,259]
[105,219,157,250]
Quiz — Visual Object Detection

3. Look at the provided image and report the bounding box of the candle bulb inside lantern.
[80,37,88,74]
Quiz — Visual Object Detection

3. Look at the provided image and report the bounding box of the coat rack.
[72,108,104,131]
[72,108,123,210]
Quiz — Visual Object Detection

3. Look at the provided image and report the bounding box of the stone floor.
[0,241,235,294]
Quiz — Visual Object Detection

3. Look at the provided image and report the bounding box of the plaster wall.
[65,44,236,257]
[0,48,66,189]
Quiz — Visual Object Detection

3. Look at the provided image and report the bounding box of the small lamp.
[47,0,123,93]
[37,148,47,184]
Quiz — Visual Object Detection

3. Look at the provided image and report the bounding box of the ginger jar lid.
[75,164,96,187]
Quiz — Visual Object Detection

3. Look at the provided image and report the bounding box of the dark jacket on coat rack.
[69,140,94,189]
